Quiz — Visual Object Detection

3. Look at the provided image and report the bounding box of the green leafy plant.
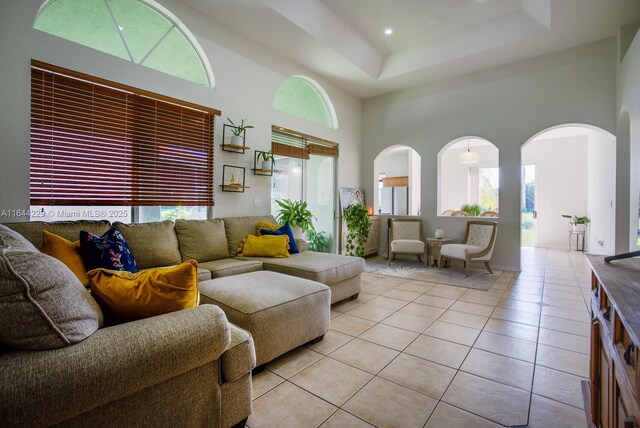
[226,117,254,136]
[343,203,371,257]
[275,199,316,230]
[258,150,275,163]
[562,214,591,225]
[306,228,328,252]
[461,203,482,217]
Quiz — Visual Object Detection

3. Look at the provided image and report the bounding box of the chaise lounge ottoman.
[198,271,330,367]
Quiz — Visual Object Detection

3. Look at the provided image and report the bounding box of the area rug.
[365,258,502,291]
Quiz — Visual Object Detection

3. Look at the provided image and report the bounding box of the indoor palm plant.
[343,203,371,257]
[275,199,316,238]
[562,214,591,232]
[306,228,328,252]
[227,117,254,145]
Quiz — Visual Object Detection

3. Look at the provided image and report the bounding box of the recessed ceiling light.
[384,28,393,35]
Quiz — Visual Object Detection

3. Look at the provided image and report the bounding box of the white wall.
[0,0,362,223]
[587,132,616,255]
[439,144,499,213]
[618,25,640,252]
[522,136,588,250]
[363,39,617,270]
[409,149,421,215]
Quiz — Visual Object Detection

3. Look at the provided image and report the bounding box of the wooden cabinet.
[341,215,379,257]
[586,256,640,428]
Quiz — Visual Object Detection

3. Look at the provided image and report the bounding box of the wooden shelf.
[221,184,250,189]
[252,168,279,173]
[221,143,250,150]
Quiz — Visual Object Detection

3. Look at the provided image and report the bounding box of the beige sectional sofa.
[1,214,365,427]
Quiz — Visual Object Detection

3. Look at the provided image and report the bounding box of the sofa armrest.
[222,324,256,382]
[0,304,230,427]
[295,238,308,252]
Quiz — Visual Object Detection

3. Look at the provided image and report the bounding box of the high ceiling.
[180,0,640,99]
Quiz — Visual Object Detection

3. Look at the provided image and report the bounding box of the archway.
[521,124,616,254]
[373,145,421,216]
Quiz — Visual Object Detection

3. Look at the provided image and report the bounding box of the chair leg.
[465,258,471,276]
[438,255,442,270]
[417,253,422,262]
[484,261,494,274]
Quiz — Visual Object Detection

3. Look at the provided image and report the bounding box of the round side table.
[426,237,452,267]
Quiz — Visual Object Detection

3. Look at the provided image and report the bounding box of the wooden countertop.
[587,255,640,345]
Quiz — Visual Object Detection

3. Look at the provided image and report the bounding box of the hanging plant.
[343,203,371,257]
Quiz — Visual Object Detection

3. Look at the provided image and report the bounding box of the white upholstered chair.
[439,221,497,276]
[388,218,425,265]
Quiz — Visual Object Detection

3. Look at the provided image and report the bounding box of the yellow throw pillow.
[41,230,89,286]
[88,260,199,324]
[255,220,279,236]
[238,234,290,258]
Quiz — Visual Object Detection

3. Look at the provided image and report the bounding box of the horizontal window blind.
[30,60,220,206]
[271,125,338,159]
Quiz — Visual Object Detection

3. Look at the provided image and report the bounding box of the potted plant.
[461,203,482,217]
[227,117,254,146]
[306,228,328,252]
[275,199,316,238]
[562,214,591,232]
[343,203,371,257]
[258,150,275,171]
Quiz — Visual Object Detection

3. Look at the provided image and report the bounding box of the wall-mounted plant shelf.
[221,165,248,192]
[222,124,249,153]
[252,150,277,176]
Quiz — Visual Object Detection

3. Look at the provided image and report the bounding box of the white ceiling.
[180,0,640,99]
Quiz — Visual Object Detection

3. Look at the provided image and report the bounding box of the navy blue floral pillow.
[79,226,138,272]
[260,222,300,254]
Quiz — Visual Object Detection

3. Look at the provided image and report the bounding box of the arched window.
[273,76,338,129]
[33,0,214,87]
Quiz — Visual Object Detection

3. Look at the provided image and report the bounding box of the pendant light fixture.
[459,138,479,164]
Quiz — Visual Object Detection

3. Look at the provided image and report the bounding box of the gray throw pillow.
[0,225,102,350]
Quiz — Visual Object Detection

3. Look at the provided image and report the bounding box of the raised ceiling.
[180,0,640,98]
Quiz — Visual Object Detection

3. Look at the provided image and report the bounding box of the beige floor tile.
[483,318,539,342]
[248,382,336,428]
[533,365,586,409]
[331,299,362,313]
[383,289,422,301]
[329,338,399,374]
[425,402,502,428]
[536,344,589,378]
[497,298,541,314]
[538,328,590,354]
[539,315,590,337]
[399,302,446,320]
[442,371,530,426]
[541,306,590,323]
[359,323,419,351]
[439,309,489,329]
[379,353,456,399]
[398,282,433,293]
[360,283,395,295]
[353,291,378,302]
[501,290,543,303]
[529,394,588,428]
[491,307,540,327]
[426,285,467,299]
[371,276,410,287]
[424,320,481,346]
[330,310,341,318]
[367,296,409,311]
[289,357,373,406]
[381,311,435,333]
[474,331,537,362]
[306,330,353,355]
[343,377,437,428]
[450,300,495,316]
[252,370,284,399]
[330,314,377,336]
[404,335,470,369]
[461,348,534,391]
[266,348,324,379]
[319,410,373,428]
[543,289,585,302]
[459,291,501,306]
[414,294,456,308]
[345,303,395,322]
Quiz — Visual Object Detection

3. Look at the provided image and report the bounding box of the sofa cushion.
[80,227,138,272]
[391,239,425,253]
[221,324,256,382]
[241,251,365,285]
[0,225,102,350]
[42,230,89,286]
[238,235,290,258]
[88,260,199,324]
[198,258,263,279]
[198,267,212,282]
[222,215,278,257]
[260,222,299,254]
[4,220,111,250]
[114,221,181,269]
[175,219,229,262]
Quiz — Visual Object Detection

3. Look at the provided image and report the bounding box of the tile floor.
[248,248,591,427]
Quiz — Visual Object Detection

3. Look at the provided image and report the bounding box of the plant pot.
[572,223,586,233]
[230,135,244,146]
[261,160,272,171]
[291,226,305,240]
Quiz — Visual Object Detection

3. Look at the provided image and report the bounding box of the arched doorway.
[373,145,421,216]
[521,124,616,254]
